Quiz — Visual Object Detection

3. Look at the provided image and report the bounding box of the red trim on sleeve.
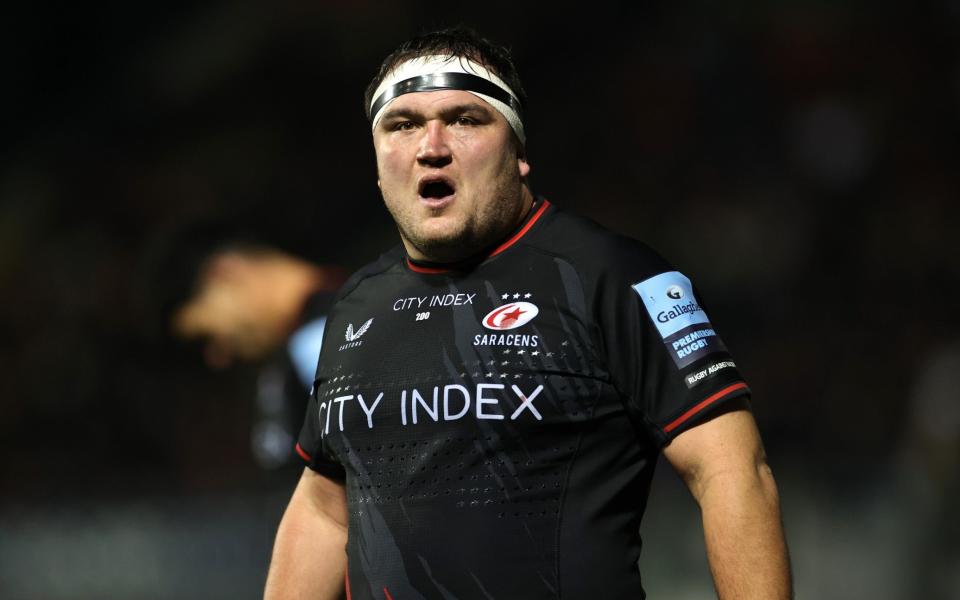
[663,382,749,434]
[295,442,313,462]
[384,586,394,600]
[489,199,551,257]
[345,567,352,600]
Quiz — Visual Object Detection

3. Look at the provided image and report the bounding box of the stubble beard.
[385,178,526,264]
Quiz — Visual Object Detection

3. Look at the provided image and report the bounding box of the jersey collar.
[405,198,551,274]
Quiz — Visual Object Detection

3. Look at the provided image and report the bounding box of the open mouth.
[418,177,455,201]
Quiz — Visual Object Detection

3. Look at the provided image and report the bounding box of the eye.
[392,120,415,131]
[453,116,476,126]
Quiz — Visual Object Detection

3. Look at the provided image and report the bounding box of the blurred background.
[1,1,958,598]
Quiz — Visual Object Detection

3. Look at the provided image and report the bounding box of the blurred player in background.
[156,224,346,469]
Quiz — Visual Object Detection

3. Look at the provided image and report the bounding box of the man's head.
[365,28,534,263]
[151,226,336,368]
[171,244,293,368]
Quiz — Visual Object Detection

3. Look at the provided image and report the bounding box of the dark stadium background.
[2,1,958,598]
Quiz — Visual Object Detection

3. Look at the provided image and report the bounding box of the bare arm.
[663,403,792,599]
[264,468,349,600]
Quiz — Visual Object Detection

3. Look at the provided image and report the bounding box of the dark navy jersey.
[296,199,750,600]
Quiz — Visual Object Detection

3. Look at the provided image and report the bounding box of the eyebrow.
[379,102,495,124]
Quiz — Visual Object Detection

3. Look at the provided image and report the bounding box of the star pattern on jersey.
[499,292,534,300]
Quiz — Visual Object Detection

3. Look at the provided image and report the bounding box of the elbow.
[694,455,783,512]
[755,459,782,508]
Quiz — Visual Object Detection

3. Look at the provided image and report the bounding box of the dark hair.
[363,27,527,121]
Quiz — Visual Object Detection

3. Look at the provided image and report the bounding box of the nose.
[416,120,452,168]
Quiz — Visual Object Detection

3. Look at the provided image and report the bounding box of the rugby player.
[265,27,791,599]
[161,230,345,468]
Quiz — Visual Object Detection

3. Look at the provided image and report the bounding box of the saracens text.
[316,383,544,438]
[473,333,539,347]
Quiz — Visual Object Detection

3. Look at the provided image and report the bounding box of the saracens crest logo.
[482,302,539,331]
[339,318,373,351]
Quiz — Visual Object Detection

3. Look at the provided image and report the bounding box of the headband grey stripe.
[369,72,524,123]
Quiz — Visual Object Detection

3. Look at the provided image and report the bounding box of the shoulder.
[333,245,405,303]
[531,203,674,285]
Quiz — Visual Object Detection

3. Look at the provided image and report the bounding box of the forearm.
[264,473,348,600]
[698,461,792,600]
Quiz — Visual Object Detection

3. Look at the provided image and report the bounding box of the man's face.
[373,89,531,262]
[173,259,275,368]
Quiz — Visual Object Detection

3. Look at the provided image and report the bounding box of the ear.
[517,155,531,178]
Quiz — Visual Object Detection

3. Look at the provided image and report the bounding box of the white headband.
[369,56,525,144]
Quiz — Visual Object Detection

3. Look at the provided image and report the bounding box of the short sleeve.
[597,249,750,448]
[292,277,380,480]
[296,380,347,480]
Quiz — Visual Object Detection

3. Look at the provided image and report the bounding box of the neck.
[405,186,536,264]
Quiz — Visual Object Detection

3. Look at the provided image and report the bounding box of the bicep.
[291,467,348,530]
[662,399,767,502]
[265,470,348,599]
